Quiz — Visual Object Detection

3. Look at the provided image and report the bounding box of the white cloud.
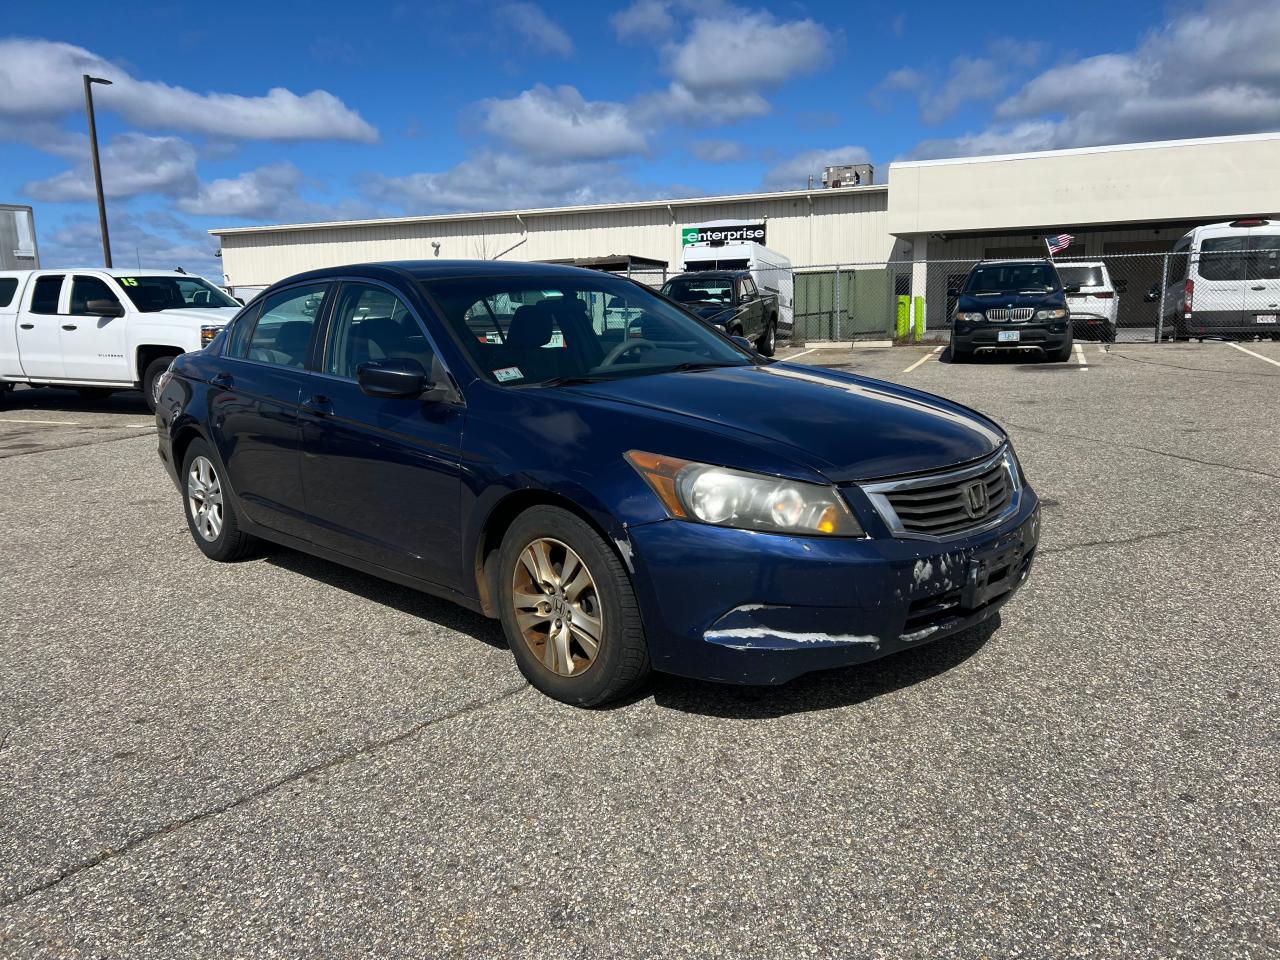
[23,134,198,201]
[691,138,749,163]
[482,85,647,161]
[495,3,574,56]
[42,211,222,278]
[612,0,675,42]
[663,9,833,95]
[363,150,659,214]
[871,41,1047,124]
[763,145,870,191]
[0,38,377,142]
[177,163,305,218]
[634,83,769,124]
[911,0,1280,158]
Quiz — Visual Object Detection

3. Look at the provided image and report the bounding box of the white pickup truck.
[0,268,242,411]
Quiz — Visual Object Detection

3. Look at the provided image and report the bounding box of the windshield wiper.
[668,361,746,373]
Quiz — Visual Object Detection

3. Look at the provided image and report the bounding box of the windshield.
[964,263,1060,294]
[119,276,239,311]
[1056,265,1105,288]
[661,277,734,305]
[423,274,755,386]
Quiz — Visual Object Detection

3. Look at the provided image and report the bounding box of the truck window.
[70,276,122,315]
[1198,237,1248,282]
[0,278,17,308]
[30,275,64,314]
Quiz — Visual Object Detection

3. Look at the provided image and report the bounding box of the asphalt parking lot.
[1,340,1277,958]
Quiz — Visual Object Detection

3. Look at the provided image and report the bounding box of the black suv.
[949,259,1076,362]
[660,270,779,356]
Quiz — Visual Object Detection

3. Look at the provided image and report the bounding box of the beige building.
[212,131,1280,336]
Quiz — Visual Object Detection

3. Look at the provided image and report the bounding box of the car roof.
[972,258,1054,267]
[667,270,747,279]
[282,259,614,286]
[0,268,198,279]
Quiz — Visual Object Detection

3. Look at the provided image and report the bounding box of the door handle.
[210,372,234,389]
[62,324,78,331]
[1251,285,1267,291]
[301,395,332,417]
[19,323,34,330]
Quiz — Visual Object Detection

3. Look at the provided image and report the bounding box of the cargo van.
[680,222,793,338]
[1151,218,1280,339]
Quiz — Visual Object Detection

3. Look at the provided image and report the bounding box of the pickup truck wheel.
[182,440,259,562]
[142,356,178,413]
[498,506,650,707]
[756,317,777,357]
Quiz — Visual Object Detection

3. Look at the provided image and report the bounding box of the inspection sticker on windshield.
[493,366,523,382]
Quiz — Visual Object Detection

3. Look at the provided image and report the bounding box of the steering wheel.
[601,338,658,367]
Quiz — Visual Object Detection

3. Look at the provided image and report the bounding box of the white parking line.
[0,417,82,426]
[902,345,943,373]
[1228,342,1280,369]
[784,347,819,362]
[1074,344,1089,370]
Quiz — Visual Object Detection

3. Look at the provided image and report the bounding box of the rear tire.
[756,317,777,357]
[142,355,178,413]
[497,506,650,707]
[181,439,259,562]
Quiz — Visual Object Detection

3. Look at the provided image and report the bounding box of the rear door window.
[0,278,17,308]
[229,284,327,368]
[1198,237,1248,282]
[29,275,64,314]
[1246,235,1280,281]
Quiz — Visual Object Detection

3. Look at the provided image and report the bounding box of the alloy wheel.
[187,455,224,542]
[511,538,603,677]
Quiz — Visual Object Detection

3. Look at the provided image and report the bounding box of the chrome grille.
[986,308,1034,322]
[860,449,1021,540]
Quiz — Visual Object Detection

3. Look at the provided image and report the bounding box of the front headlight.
[200,324,225,347]
[625,451,864,536]
[956,311,985,322]
[1034,308,1067,320]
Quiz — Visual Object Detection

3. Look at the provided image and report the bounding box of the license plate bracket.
[997,330,1021,343]
[961,543,1025,610]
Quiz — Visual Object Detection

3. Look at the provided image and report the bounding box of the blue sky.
[2,0,1278,278]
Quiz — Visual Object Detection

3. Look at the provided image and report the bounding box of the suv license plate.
[1257,314,1277,324]
[998,330,1021,342]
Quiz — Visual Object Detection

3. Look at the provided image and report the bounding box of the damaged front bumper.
[626,494,1040,685]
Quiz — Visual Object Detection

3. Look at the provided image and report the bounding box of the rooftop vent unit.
[822,163,874,188]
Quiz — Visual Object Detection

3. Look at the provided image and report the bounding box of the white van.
[681,227,794,336]
[1153,218,1280,339]
[0,269,242,410]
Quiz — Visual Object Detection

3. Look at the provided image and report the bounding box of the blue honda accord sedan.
[156,261,1039,706]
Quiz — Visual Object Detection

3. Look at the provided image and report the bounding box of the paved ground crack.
[0,681,529,911]
[1040,523,1237,557]
[1001,419,1280,483]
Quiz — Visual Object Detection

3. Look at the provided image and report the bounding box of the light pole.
[83,74,113,267]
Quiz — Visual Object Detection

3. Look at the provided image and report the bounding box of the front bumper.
[626,493,1040,685]
[953,321,1070,352]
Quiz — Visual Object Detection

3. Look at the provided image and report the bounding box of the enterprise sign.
[681,222,766,247]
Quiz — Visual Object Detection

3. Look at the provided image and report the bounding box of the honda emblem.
[964,480,989,518]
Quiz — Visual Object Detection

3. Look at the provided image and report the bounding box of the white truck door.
[16,273,66,378]
[63,274,131,382]
[1243,233,1280,331]
[0,276,24,378]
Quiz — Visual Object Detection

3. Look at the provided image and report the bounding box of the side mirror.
[234,297,246,306]
[1143,284,1159,303]
[946,288,958,297]
[356,357,430,399]
[731,335,756,353]
[87,298,125,317]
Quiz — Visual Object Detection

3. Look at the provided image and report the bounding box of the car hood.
[957,290,1066,312]
[567,363,1005,482]
[683,303,737,324]
[139,307,240,324]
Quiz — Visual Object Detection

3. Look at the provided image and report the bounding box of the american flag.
[1046,233,1074,254]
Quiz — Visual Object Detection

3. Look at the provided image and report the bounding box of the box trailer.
[680,220,793,334]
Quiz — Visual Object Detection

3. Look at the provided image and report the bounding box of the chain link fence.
[624,248,1280,345]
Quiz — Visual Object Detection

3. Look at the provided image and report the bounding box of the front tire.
[756,317,777,357]
[497,506,650,707]
[181,440,259,561]
[142,355,178,413]
[1048,340,1074,362]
